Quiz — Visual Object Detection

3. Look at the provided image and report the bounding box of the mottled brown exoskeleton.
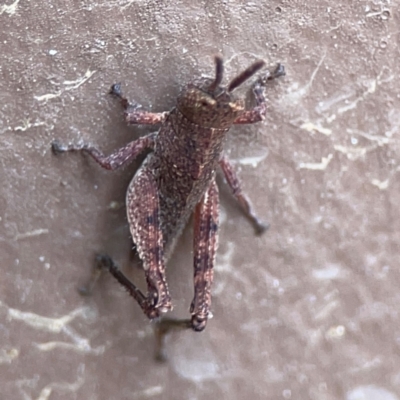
[52,56,284,356]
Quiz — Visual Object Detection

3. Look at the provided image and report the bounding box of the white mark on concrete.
[348,129,391,146]
[366,7,390,19]
[172,342,220,383]
[132,386,164,398]
[347,385,399,400]
[218,203,227,227]
[14,229,49,240]
[286,51,326,101]
[316,89,354,114]
[213,242,236,295]
[0,0,20,15]
[0,347,19,364]
[35,364,85,400]
[312,264,343,280]
[2,300,104,355]
[34,69,96,102]
[121,0,139,10]
[215,242,235,274]
[13,119,50,132]
[236,153,268,167]
[314,300,340,321]
[317,67,393,123]
[325,325,346,339]
[337,79,376,114]
[15,367,85,399]
[176,359,220,383]
[333,144,379,161]
[6,303,87,333]
[371,179,389,190]
[282,389,292,399]
[33,91,63,102]
[62,69,96,90]
[35,339,106,355]
[298,154,333,170]
[300,121,332,136]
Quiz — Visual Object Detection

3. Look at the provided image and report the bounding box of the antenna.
[208,56,224,92]
[228,60,265,92]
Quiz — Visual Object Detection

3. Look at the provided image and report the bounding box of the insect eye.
[199,97,216,108]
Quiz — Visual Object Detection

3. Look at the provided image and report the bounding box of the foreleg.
[233,63,285,124]
[110,83,168,125]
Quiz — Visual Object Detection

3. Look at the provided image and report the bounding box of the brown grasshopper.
[52,56,284,352]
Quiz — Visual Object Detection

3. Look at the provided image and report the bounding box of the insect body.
[52,56,285,334]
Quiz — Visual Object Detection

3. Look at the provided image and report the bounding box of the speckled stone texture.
[1,1,400,399]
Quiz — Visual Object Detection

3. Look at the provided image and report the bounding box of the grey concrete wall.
[1,1,399,399]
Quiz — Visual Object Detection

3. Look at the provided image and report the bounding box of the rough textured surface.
[1,1,399,399]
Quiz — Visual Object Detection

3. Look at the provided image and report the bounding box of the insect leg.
[126,167,172,314]
[51,132,156,171]
[110,83,167,125]
[190,178,220,332]
[219,155,268,234]
[152,180,220,360]
[80,254,160,318]
[233,63,285,125]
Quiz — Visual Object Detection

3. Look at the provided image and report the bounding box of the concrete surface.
[1,0,400,399]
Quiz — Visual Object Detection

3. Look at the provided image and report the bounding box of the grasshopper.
[52,56,284,356]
